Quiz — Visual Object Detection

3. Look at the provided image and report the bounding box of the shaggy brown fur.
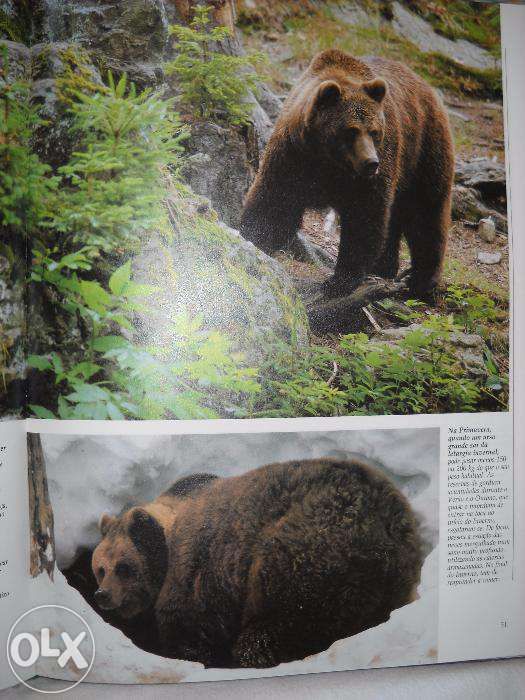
[240,49,455,298]
[92,458,423,669]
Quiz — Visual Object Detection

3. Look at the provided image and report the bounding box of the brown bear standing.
[240,49,454,298]
[92,458,423,669]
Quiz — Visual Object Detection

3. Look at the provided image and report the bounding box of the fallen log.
[306,276,408,334]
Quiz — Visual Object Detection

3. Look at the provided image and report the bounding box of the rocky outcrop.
[453,158,507,235]
[455,157,507,201]
[332,0,500,71]
[390,1,500,71]
[378,323,487,379]
[452,184,507,235]
[183,122,258,228]
[133,191,309,367]
[37,0,171,85]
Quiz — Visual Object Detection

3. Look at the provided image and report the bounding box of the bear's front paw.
[320,274,363,299]
[407,272,442,303]
[232,627,279,669]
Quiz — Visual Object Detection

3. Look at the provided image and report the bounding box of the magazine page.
[1,0,524,692]
[0,422,32,691]
[20,410,522,687]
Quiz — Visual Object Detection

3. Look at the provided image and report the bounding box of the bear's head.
[303,75,388,178]
[91,507,168,619]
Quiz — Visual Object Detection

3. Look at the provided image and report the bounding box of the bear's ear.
[304,80,342,128]
[128,508,168,590]
[163,473,218,499]
[99,513,117,536]
[314,80,342,109]
[362,78,387,103]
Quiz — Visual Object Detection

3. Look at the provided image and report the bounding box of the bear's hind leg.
[232,624,279,668]
[372,221,403,279]
[404,194,450,299]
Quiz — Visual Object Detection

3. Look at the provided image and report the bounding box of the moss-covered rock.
[133,191,309,366]
[183,121,258,228]
[37,0,170,85]
[29,42,102,167]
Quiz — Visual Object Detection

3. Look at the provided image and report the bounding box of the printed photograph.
[1,1,508,419]
[28,427,438,679]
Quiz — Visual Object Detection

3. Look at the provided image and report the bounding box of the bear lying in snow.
[240,48,455,299]
[92,458,423,669]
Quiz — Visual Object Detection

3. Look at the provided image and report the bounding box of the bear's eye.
[97,566,105,580]
[346,127,360,140]
[370,129,381,140]
[115,562,135,579]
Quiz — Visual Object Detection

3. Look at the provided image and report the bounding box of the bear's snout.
[360,157,380,178]
[94,587,117,610]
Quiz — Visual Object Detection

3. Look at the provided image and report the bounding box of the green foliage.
[29,252,262,420]
[51,72,188,253]
[167,5,262,125]
[445,284,498,333]
[256,313,506,418]
[27,67,260,420]
[0,49,56,231]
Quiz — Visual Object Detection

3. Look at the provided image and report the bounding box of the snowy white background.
[32,427,439,684]
[41,428,438,569]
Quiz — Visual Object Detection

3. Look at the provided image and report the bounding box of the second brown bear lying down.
[92,458,424,669]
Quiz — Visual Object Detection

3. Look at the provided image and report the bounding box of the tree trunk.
[173,0,237,31]
[27,433,55,579]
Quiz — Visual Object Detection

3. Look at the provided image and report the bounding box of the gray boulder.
[38,0,170,85]
[455,157,507,200]
[183,121,257,228]
[0,39,30,77]
[132,192,309,368]
[451,185,507,234]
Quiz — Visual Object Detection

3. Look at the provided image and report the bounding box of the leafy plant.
[445,284,498,333]
[167,4,262,125]
[256,314,505,418]
[0,49,56,232]
[51,72,188,254]
[25,65,262,420]
[28,262,261,420]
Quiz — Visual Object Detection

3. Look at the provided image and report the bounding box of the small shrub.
[51,72,188,253]
[0,49,56,232]
[167,4,262,126]
[445,284,498,333]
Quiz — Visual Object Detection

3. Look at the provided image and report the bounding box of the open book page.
[1,0,524,692]
[0,422,31,691]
